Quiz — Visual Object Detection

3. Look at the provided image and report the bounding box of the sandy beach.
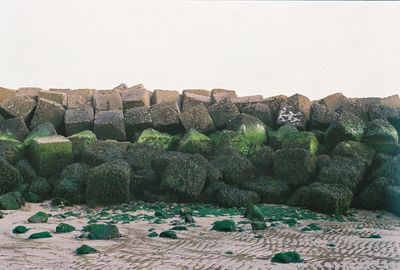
[0,202,399,270]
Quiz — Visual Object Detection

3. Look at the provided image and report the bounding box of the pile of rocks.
[0,85,399,216]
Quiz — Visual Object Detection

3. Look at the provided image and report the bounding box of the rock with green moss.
[353,177,391,210]
[282,132,319,154]
[269,124,299,150]
[213,129,262,156]
[244,204,264,221]
[24,192,41,203]
[370,155,400,186]
[29,176,51,200]
[239,177,290,204]
[82,224,121,240]
[86,160,131,206]
[202,182,259,207]
[227,113,267,144]
[178,129,213,156]
[28,211,49,223]
[159,230,178,239]
[364,118,398,154]
[147,232,158,237]
[301,223,322,232]
[251,221,267,230]
[191,154,222,187]
[0,157,22,194]
[0,137,25,165]
[332,140,375,167]
[137,128,174,150]
[0,192,25,210]
[76,244,98,255]
[0,116,29,142]
[288,182,353,215]
[67,130,96,160]
[12,225,29,234]
[55,223,75,233]
[15,159,36,184]
[185,214,195,223]
[211,219,236,232]
[126,143,165,171]
[29,135,73,177]
[310,103,339,131]
[324,112,366,150]
[28,231,52,239]
[271,251,304,263]
[24,122,57,147]
[249,146,275,175]
[81,140,128,166]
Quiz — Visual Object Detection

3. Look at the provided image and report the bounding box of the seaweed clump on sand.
[81,224,121,240]
[28,231,52,239]
[76,244,98,255]
[271,251,304,263]
[211,219,236,232]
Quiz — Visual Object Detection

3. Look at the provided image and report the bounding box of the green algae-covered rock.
[268,124,299,150]
[159,230,178,239]
[282,131,319,154]
[137,128,174,150]
[288,182,353,215]
[67,130,97,160]
[244,204,264,221]
[332,140,375,167]
[12,225,29,234]
[23,122,57,147]
[148,232,158,237]
[0,192,25,210]
[273,149,317,188]
[76,244,98,255]
[301,223,323,232]
[29,176,51,200]
[202,182,259,207]
[211,219,236,232]
[370,155,400,186]
[24,192,41,203]
[178,129,213,156]
[55,223,75,233]
[239,177,290,204]
[191,153,223,187]
[251,221,267,230]
[227,113,267,144]
[0,157,22,194]
[324,112,366,149]
[81,140,128,166]
[82,224,121,240]
[213,129,262,156]
[353,177,390,210]
[29,135,73,177]
[364,118,399,154]
[15,159,36,184]
[29,231,52,239]
[0,138,25,165]
[126,143,165,171]
[28,211,49,223]
[271,251,304,263]
[249,146,275,175]
[86,160,131,206]
[185,214,195,223]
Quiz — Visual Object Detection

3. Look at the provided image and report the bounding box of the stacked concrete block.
[38,91,67,106]
[0,96,37,123]
[94,110,126,141]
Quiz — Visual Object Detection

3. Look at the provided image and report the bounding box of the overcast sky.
[1,0,399,100]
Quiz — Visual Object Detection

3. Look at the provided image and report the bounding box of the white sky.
[1,0,399,100]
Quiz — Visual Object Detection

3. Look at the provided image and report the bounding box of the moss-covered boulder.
[324,112,366,149]
[29,231,52,239]
[76,244,98,255]
[137,128,174,150]
[332,140,375,167]
[126,143,165,171]
[24,192,41,203]
[244,204,264,221]
[81,140,128,166]
[273,149,317,188]
[213,130,258,156]
[130,168,160,199]
[268,124,299,150]
[15,159,36,184]
[227,113,267,144]
[282,131,319,154]
[310,103,339,131]
[159,230,178,239]
[239,177,290,204]
[386,186,400,216]
[54,163,91,204]
[23,122,57,147]
[12,225,29,234]
[30,98,65,131]
[0,116,29,143]
[271,251,304,263]
[67,130,96,160]
[86,160,131,206]
[191,154,222,187]
[55,223,75,233]
[178,129,213,156]
[353,177,391,210]
[249,146,275,175]
[29,135,73,177]
[0,157,22,194]
[364,118,399,154]
[202,182,259,207]
[82,224,121,240]
[28,211,49,223]
[370,155,400,186]
[288,182,353,215]
[211,219,236,232]
[251,221,267,230]
[29,176,51,200]
[0,192,25,210]
[0,136,25,165]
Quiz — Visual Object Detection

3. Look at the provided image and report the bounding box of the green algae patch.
[170,226,187,231]
[76,244,98,255]
[361,234,381,239]
[155,209,172,219]
[244,204,264,221]
[282,131,319,154]
[12,225,29,234]
[67,130,97,159]
[82,224,121,240]
[271,251,304,263]
[28,211,49,223]
[25,192,41,203]
[159,230,178,239]
[251,221,267,231]
[211,219,236,232]
[225,251,233,255]
[147,232,158,237]
[29,231,52,239]
[327,243,335,247]
[55,223,75,233]
[178,129,213,156]
[214,130,260,156]
[184,214,195,223]
[301,223,323,232]
[0,192,25,210]
[137,128,174,150]
[254,234,263,239]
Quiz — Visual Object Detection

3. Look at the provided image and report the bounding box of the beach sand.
[0,202,399,270]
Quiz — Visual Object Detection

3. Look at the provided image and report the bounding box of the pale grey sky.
[1,0,399,100]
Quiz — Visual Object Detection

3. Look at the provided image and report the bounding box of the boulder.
[130,168,161,199]
[125,106,152,141]
[178,129,213,156]
[0,138,24,164]
[94,110,125,141]
[282,131,319,154]
[93,92,123,112]
[121,88,150,112]
[23,122,57,146]
[28,211,49,223]
[332,141,375,167]
[386,186,400,216]
[151,90,180,105]
[15,159,36,184]
[210,88,237,103]
[17,87,41,100]
[0,157,22,194]
[151,151,190,176]
[288,182,353,215]
[261,95,287,127]
[0,87,17,103]
[67,130,97,160]
[126,142,165,171]
[86,160,131,206]
[364,118,398,154]
[82,224,121,240]
[249,146,275,175]
[37,91,67,106]
[76,245,99,255]
[287,93,312,118]
[244,204,264,221]
[319,92,350,111]
[0,96,37,123]
[81,140,128,166]
[150,102,182,134]
[353,177,391,210]
[276,104,307,130]
[227,113,267,144]
[369,155,400,186]
[0,191,24,210]
[181,92,212,111]
[324,112,366,150]
[231,95,263,110]
[55,223,75,233]
[273,149,317,188]
[268,124,299,150]
[309,103,339,131]
[29,176,51,199]
[207,99,240,129]
[30,98,65,131]
[0,116,29,141]
[191,153,223,186]
[29,135,73,176]
[67,91,93,108]
[211,219,236,232]
[179,103,216,134]
[271,252,304,264]
[182,89,210,97]
[239,177,290,204]
[64,106,94,136]
[202,182,259,207]
[49,88,71,94]
[137,128,174,150]
[213,130,262,156]
[240,103,274,127]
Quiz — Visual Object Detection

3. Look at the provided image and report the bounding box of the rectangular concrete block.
[38,91,67,106]
[30,98,65,130]
[93,92,123,112]
[94,110,126,141]
[121,88,150,112]
[151,90,180,105]
[182,89,210,97]
[211,88,237,103]
[0,96,37,123]
[181,93,212,112]
[17,87,42,100]
[125,106,152,141]
[64,106,95,136]
[150,102,182,134]
[0,87,17,103]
